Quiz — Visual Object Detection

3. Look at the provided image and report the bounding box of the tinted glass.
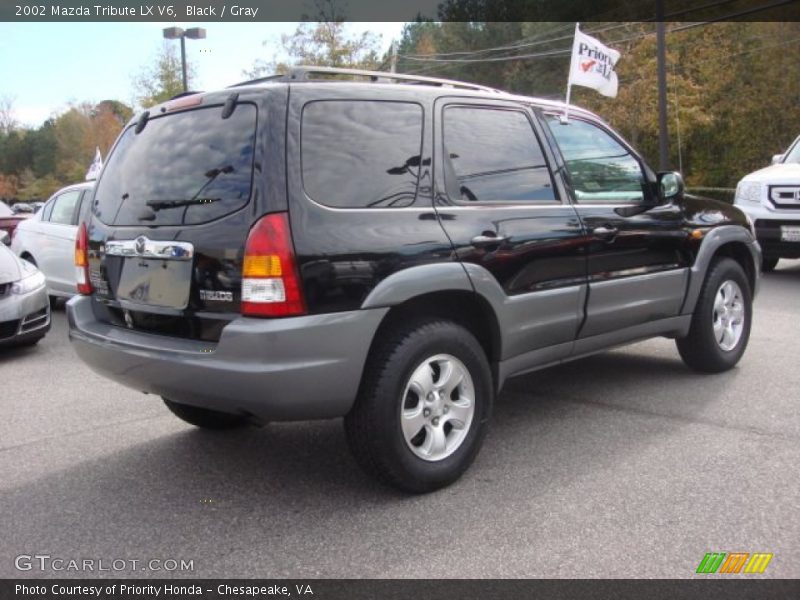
[443,107,555,203]
[50,190,81,225]
[302,101,423,208]
[546,117,645,204]
[77,188,94,225]
[95,104,257,226]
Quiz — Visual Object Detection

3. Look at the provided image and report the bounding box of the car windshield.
[783,136,800,164]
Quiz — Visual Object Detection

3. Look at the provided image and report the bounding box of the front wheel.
[676,258,752,373]
[345,319,493,494]
[162,398,248,430]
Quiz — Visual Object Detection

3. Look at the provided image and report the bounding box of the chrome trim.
[104,237,194,260]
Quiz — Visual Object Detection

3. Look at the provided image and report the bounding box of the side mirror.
[658,171,685,202]
[0,230,10,246]
[771,154,784,165]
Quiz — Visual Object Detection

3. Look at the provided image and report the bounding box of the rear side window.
[301,101,423,208]
[443,106,556,203]
[49,190,81,225]
[94,104,257,226]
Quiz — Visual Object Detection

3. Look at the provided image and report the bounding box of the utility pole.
[390,40,398,73]
[656,0,669,171]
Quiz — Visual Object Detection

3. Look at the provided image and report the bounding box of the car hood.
[741,162,800,183]
[0,244,33,284]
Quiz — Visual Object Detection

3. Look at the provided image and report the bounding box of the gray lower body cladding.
[67,295,388,421]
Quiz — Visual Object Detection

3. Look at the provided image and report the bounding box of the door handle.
[592,226,619,240]
[471,233,508,247]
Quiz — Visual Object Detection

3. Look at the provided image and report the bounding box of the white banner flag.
[568,25,621,98]
[85,147,103,181]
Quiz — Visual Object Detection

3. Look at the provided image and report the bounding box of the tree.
[245,21,382,78]
[133,42,195,108]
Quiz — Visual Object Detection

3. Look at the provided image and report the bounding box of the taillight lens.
[241,213,306,317]
[75,222,93,295]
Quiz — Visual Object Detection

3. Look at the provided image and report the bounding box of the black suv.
[68,67,760,493]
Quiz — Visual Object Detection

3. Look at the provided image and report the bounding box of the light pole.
[162,26,206,92]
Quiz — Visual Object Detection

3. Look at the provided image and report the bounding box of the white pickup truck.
[735,135,800,272]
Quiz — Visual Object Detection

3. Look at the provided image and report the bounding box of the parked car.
[11,202,35,214]
[734,134,800,271]
[11,182,94,302]
[0,202,31,240]
[0,230,50,348]
[67,68,760,493]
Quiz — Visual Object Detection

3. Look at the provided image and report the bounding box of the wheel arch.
[361,264,503,387]
[681,225,760,314]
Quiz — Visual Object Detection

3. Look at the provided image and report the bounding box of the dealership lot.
[1,265,798,579]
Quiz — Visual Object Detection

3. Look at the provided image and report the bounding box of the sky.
[0,22,406,127]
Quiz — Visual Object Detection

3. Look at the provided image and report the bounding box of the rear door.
[433,98,588,363]
[542,114,689,340]
[39,188,82,294]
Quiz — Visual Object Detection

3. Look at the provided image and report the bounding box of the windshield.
[783,136,800,164]
[94,103,258,226]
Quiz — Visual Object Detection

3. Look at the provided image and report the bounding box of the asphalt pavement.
[1,263,799,579]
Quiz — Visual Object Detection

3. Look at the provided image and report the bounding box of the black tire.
[162,398,248,430]
[761,257,779,273]
[49,295,60,309]
[676,257,752,373]
[345,319,493,494]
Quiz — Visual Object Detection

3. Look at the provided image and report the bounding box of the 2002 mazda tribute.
[67,67,760,493]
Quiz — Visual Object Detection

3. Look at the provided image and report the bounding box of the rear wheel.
[677,258,752,373]
[162,398,248,430]
[762,257,779,272]
[345,319,493,494]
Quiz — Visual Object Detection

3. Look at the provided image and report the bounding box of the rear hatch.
[85,94,265,342]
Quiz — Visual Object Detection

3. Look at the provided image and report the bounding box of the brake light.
[75,222,92,295]
[241,213,306,317]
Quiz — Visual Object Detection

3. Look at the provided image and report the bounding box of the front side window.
[49,190,81,225]
[546,117,647,204]
[443,106,556,203]
[301,100,424,208]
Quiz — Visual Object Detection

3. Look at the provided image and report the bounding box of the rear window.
[94,104,257,226]
[301,100,423,208]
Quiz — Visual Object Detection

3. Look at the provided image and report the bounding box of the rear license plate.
[780,226,800,242]
[116,258,192,309]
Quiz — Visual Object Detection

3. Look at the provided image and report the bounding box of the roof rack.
[229,66,503,94]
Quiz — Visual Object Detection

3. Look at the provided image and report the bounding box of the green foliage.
[0,100,130,200]
[244,21,382,78]
[133,41,195,108]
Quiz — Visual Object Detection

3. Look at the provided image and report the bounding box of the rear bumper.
[67,296,387,421]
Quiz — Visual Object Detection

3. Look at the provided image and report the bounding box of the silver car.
[0,231,50,348]
[11,182,94,301]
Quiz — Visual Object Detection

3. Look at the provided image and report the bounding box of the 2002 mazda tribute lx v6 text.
[67,67,761,493]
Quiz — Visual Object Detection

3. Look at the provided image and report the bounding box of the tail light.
[241,212,306,317]
[75,222,93,295]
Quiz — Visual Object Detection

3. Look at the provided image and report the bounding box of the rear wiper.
[145,198,221,211]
